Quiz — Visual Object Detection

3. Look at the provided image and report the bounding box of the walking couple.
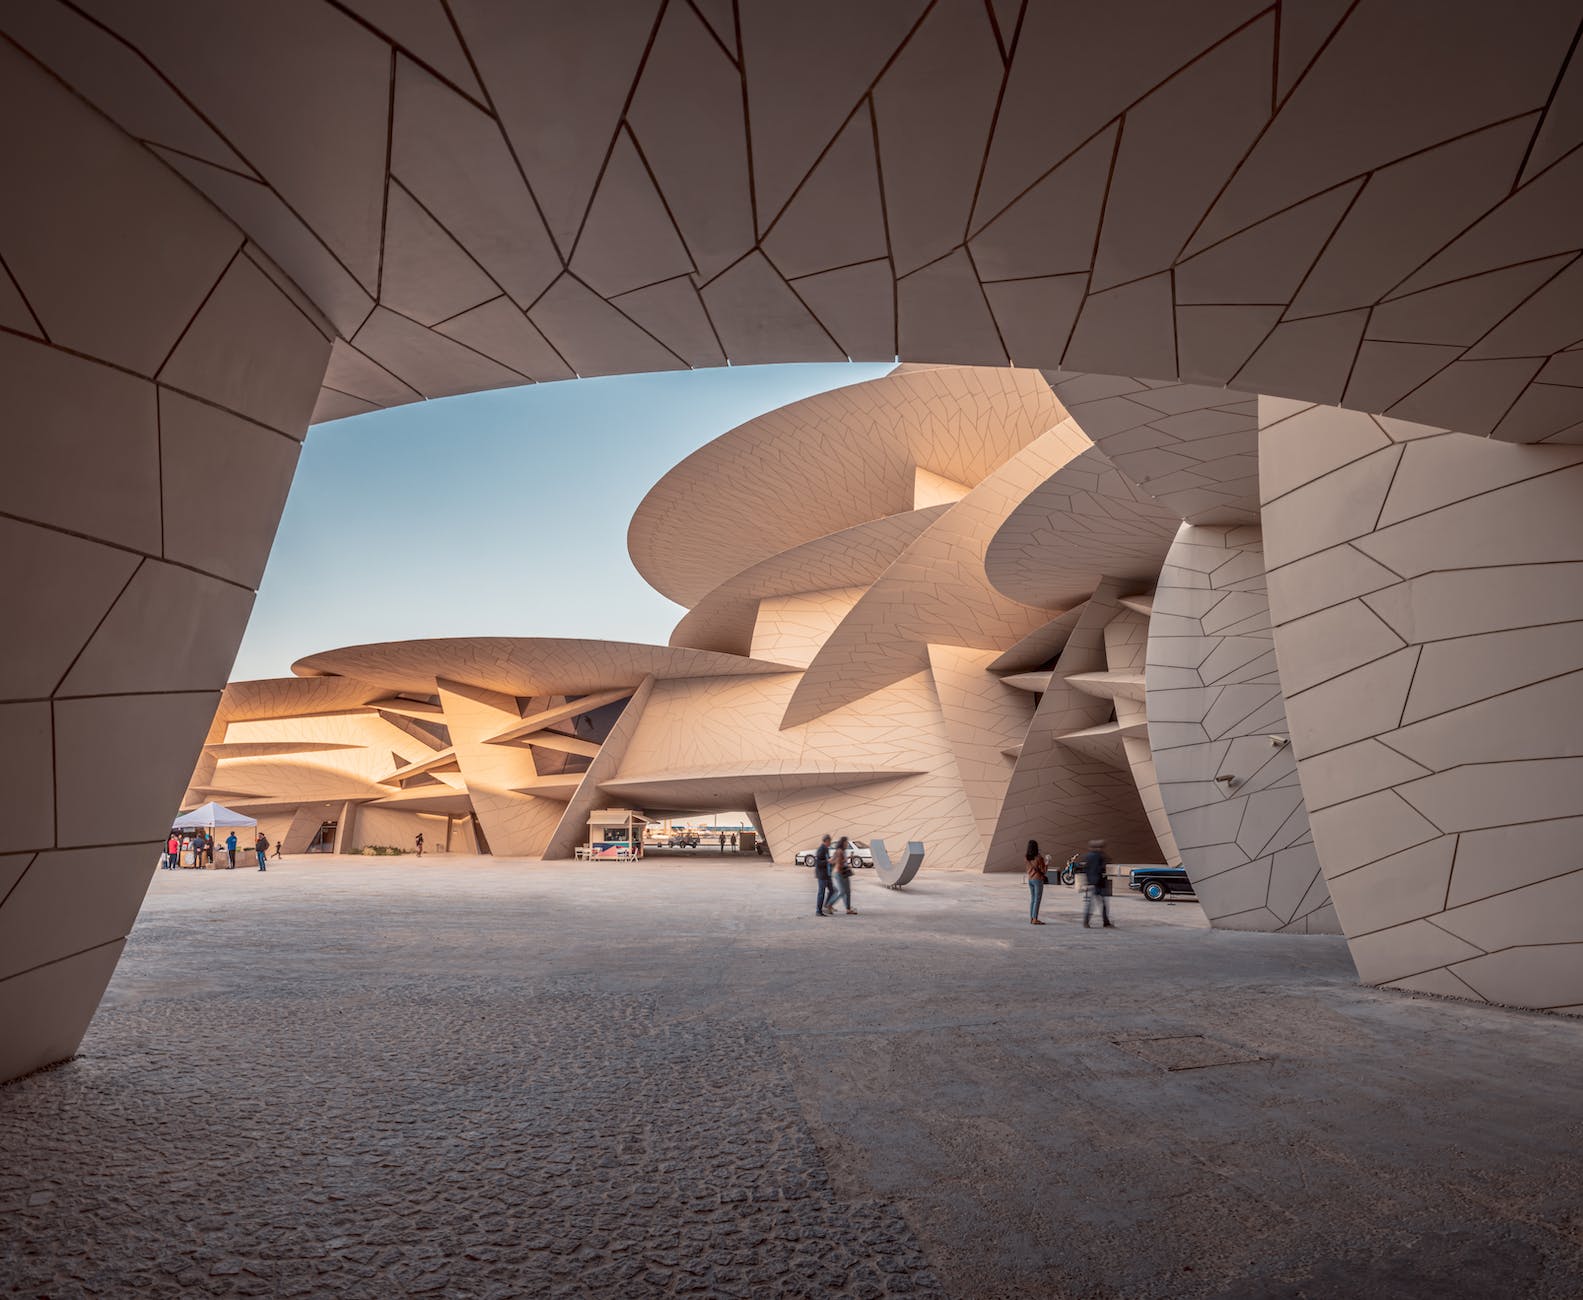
[813,834,858,916]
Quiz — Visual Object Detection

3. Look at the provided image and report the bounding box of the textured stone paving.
[5,985,937,1298]
[3,857,1582,1298]
[1,867,940,1297]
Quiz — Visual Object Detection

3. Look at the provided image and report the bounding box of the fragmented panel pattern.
[0,43,331,1082]
[1261,401,1583,1007]
[986,581,1166,870]
[7,4,1580,436]
[1146,525,1337,933]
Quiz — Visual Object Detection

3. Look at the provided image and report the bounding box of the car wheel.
[1143,880,1166,902]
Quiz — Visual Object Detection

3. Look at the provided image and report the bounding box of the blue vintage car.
[1128,865,1195,902]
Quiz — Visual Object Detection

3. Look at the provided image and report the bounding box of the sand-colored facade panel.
[750,590,869,670]
[927,645,1034,850]
[213,368,1207,881]
[668,513,944,657]
[0,6,1573,431]
[984,441,1184,610]
[9,6,1583,1075]
[295,637,797,698]
[437,680,569,858]
[543,678,655,862]
[1145,523,1335,933]
[1264,401,1583,1006]
[0,40,333,1081]
[630,367,1068,606]
[783,428,1087,728]
[986,580,1165,871]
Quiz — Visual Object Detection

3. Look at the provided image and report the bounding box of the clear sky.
[232,363,893,682]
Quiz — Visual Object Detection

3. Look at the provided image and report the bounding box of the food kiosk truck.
[587,808,649,860]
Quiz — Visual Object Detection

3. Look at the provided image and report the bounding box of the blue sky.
[232,363,892,681]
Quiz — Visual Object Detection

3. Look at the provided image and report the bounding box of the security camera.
[1267,735,1289,748]
[1215,773,1237,784]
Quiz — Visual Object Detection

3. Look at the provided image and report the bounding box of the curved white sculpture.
[871,840,925,889]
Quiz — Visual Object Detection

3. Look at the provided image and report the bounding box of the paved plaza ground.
[3,856,1581,1298]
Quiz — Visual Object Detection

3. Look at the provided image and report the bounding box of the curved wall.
[1146,525,1337,932]
[0,43,331,1080]
[986,580,1164,870]
[631,367,1065,606]
[9,5,1579,439]
[611,670,989,870]
[1262,402,1583,1007]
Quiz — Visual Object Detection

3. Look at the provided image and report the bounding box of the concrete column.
[331,802,360,855]
[0,44,331,1081]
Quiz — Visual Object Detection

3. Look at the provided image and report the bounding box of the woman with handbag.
[1025,840,1048,924]
[831,835,858,914]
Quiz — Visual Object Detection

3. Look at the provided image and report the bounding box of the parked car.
[795,842,875,868]
[666,834,700,848]
[1128,865,1195,901]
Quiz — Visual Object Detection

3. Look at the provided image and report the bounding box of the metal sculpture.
[871,839,925,889]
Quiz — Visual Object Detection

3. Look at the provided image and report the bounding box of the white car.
[795,842,874,868]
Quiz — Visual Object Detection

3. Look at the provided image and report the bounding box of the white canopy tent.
[175,801,258,830]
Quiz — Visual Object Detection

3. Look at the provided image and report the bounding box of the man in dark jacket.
[1082,838,1113,929]
[813,834,835,916]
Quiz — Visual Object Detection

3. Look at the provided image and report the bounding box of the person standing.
[831,835,857,914]
[225,830,238,869]
[813,834,835,916]
[1025,839,1048,924]
[204,832,216,868]
[255,831,269,871]
[164,831,180,870]
[1082,839,1113,929]
[415,831,424,858]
